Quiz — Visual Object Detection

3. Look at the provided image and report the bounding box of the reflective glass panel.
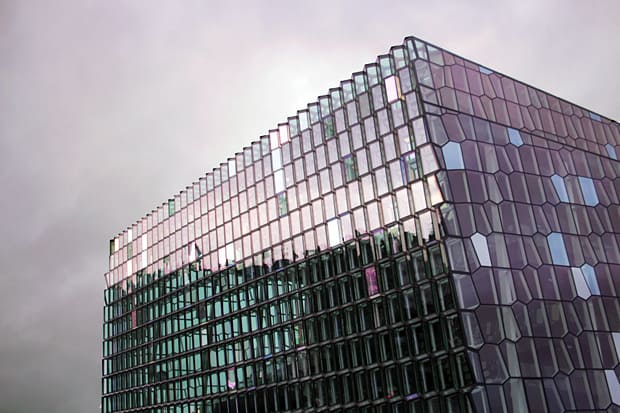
[551,175,569,203]
[471,233,491,266]
[547,232,569,266]
[507,128,523,146]
[578,176,599,206]
[442,142,464,169]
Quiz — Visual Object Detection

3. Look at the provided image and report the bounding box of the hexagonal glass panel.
[551,175,569,203]
[571,267,591,299]
[442,142,464,169]
[580,264,600,295]
[471,233,491,266]
[547,232,569,266]
[385,75,402,103]
[507,127,523,147]
[578,176,599,206]
[605,370,620,405]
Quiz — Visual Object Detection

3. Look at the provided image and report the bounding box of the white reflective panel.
[547,232,569,266]
[141,235,147,251]
[385,75,401,103]
[427,174,444,205]
[127,229,133,242]
[442,142,464,169]
[571,267,591,299]
[507,128,523,146]
[228,159,236,176]
[471,233,491,266]
[126,260,132,277]
[140,251,147,270]
[411,181,427,212]
[420,145,439,175]
[551,175,569,203]
[226,243,235,263]
[578,176,599,206]
[605,370,620,406]
[270,130,279,149]
[299,111,309,131]
[340,213,353,241]
[589,112,602,121]
[274,169,285,193]
[272,148,282,170]
[580,264,600,295]
[419,211,433,242]
[327,219,341,248]
[279,124,290,144]
[189,243,196,262]
[613,332,620,360]
[114,238,120,252]
[218,247,227,266]
[412,118,427,145]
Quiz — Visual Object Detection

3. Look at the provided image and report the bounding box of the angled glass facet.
[606,370,620,405]
[327,219,342,248]
[471,233,491,266]
[385,75,401,103]
[613,332,620,360]
[578,176,599,206]
[580,264,600,295]
[442,142,464,169]
[551,175,569,203]
[547,232,569,266]
[605,144,618,160]
[507,128,523,147]
[571,267,592,299]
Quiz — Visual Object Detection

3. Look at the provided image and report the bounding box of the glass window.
[581,264,600,295]
[551,175,569,203]
[471,233,491,266]
[401,152,419,182]
[324,116,336,139]
[411,181,427,213]
[427,174,444,205]
[365,266,379,297]
[507,127,523,146]
[327,219,342,248]
[571,267,591,299]
[547,232,569,266]
[606,370,620,405]
[274,169,285,193]
[277,192,288,217]
[578,176,599,206]
[343,155,358,182]
[385,75,402,103]
[442,142,464,169]
[605,144,617,160]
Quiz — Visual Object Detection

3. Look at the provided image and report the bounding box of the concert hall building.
[102,36,620,412]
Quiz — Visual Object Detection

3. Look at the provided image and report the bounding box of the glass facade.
[102,37,620,412]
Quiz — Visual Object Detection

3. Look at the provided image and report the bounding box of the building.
[102,36,620,413]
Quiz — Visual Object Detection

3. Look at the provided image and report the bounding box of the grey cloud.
[0,0,618,411]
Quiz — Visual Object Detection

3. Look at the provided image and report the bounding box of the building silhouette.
[102,36,620,412]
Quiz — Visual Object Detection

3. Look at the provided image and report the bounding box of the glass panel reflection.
[442,142,464,169]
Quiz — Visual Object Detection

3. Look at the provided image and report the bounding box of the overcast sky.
[0,1,618,411]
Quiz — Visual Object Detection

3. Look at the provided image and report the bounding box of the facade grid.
[102,36,620,412]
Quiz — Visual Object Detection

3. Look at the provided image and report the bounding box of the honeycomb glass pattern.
[415,38,619,412]
[103,36,619,413]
